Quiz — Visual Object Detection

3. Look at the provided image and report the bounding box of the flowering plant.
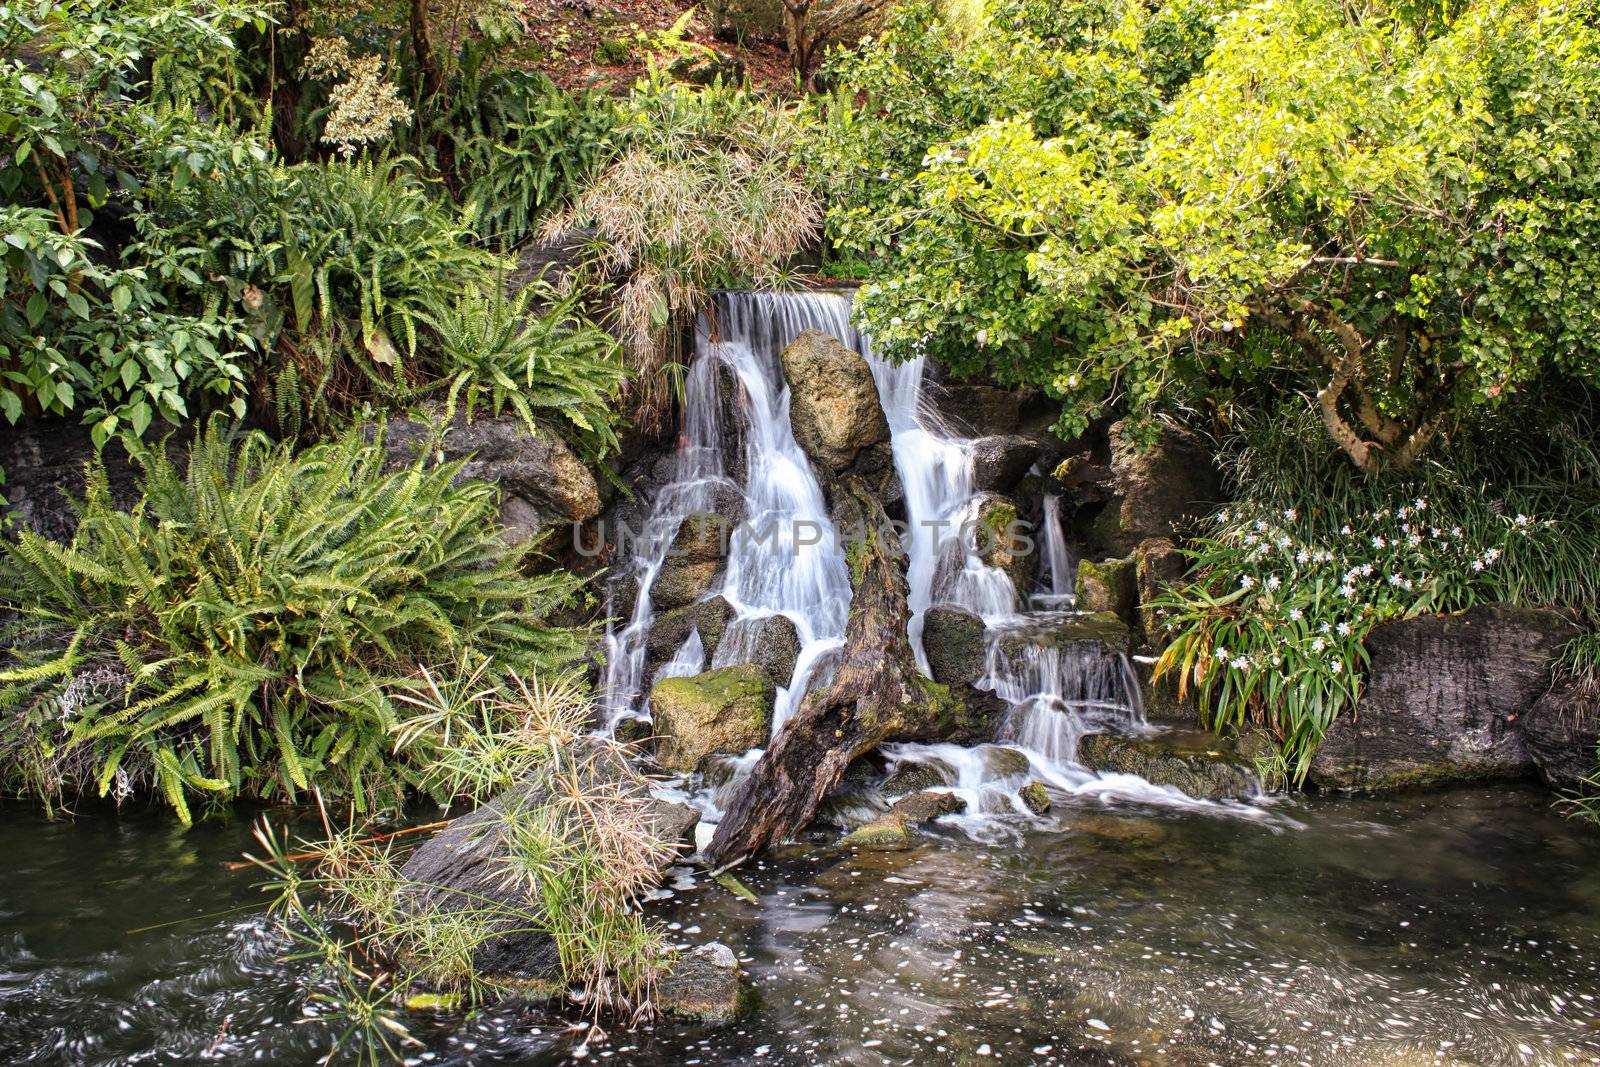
[1155,495,1571,785]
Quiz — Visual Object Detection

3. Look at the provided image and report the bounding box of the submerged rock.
[780,329,890,474]
[649,664,775,773]
[1310,605,1577,792]
[384,410,599,545]
[1078,730,1259,801]
[656,942,745,1023]
[890,789,965,824]
[994,611,1133,658]
[922,606,988,687]
[840,812,914,850]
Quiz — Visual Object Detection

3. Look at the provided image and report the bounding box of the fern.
[0,418,590,822]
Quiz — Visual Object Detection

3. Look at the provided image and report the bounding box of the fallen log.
[705,482,928,868]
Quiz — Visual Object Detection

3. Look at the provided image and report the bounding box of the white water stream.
[604,290,1254,827]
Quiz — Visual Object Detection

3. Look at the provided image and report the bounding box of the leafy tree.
[828,0,1600,468]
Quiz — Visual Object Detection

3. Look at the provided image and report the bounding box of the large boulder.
[749,613,802,686]
[1091,421,1222,555]
[779,329,890,474]
[397,744,697,984]
[649,664,776,773]
[384,411,600,545]
[1078,730,1259,800]
[1309,605,1578,792]
[928,381,1022,436]
[922,605,988,687]
[694,596,734,661]
[644,605,697,678]
[1521,679,1600,791]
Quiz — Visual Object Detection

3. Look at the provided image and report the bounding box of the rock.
[1133,537,1185,645]
[974,494,1034,595]
[1309,605,1578,792]
[0,417,163,541]
[994,611,1134,659]
[1130,653,1197,725]
[779,329,890,474]
[981,745,1033,780]
[668,48,745,86]
[840,811,914,850]
[651,512,730,610]
[922,606,988,687]
[695,596,734,662]
[749,613,803,685]
[1093,421,1223,555]
[613,717,653,746]
[656,942,744,1023]
[882,760,955,795]
[971,435,1043,492]
[890,789,965,824]
[929,382,1022,435]
[1523,679,1600,790]
[384,410,600,545]
[1075,556,1138,630]
[397,743,694,982]
[1078,730,1259,800]
[644,605,697,677]
[1018,781,1051,814]
[649,664,775,773]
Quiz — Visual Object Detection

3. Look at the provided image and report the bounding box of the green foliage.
[253,677,674,1059]
[1155,400,1600,781]
[0,206,255,440]
[425,280,626,460]
[424,57,622,247]
[0,419,589,823]
[824,0,1600,468]
[546,70,821,430]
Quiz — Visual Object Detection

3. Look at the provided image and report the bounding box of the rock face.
[922,606,988,686]
[649,664,776,773]
[656,942,744,1023]
[1133,537,1185,645]
[397,745,697,983]
[779,329,890,474]
[0,418,156,541]
[1310,605,1578,792]
[1092,421,1222,555]
[928,381,1022,436]
[1519,679,1600,791]
[384,411,600,545]
[1075,556,1138,629]
[1079,731,1259,800]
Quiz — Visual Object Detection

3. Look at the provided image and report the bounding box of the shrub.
[544,71,821,431]
[254,673,674,1059]
[0,420,589,822]
[1154,400,1600,783]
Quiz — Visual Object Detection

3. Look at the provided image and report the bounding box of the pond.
[1,786,1597,1065]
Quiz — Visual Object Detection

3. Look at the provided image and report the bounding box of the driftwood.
[705,483,926,868]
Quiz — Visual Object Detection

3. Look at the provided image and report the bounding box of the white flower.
[1471,559,1484,572]
[1361,564,1375,576]
[1319,621,1332,634]
[1311,637,1326,652]
[1282,508,1297,521]
[1255,520,1269,532]
[1388,573,1403,587]
[1407,534,1422,547]
[1331,659,1343,674]
[1341,525,1353,536]
[1266,575,1282,591]
[1244,534,1258,546]
[1451,526,1463,537]
[1430,528,1441,538]
[1296,549,1310,564]
[1215,647,1229,661]
[1218,509,1231,523]
[1515,513,1531,527]
[1240,575,1256,589]
[1415,498,1428,511]
[1336,621,1351,636]
[1484,547,1501,563]
[1340,584,1357,598]
[1231,656,1250,670]
[1270,655,1282,667]
[1276,535,1292,549]
[1288,608,1303,621]
[1371,536,1387,550]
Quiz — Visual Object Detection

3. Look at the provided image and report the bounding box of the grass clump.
[254,672,677,1062]
[0,419,589,823]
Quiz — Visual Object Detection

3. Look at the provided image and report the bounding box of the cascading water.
[605,288,1246,826]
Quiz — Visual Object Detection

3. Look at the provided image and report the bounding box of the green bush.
[1154,400,1600,783]
[0,419,589,823]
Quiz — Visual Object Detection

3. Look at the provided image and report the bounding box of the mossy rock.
[656,942,746,1023]
[994,611,1133,659]
[882,760,954,796]
[694,595,734,661]
[649,664,775,773]
[889,789,965,825]
[1075,555,1138,628]
[922,605,987,686]
[1018,781,1051,814]
[1077,730,1259,800]
[841,811,914,850]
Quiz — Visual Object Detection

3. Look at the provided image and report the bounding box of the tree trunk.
[704,483,924,869]
[410,0,445,102]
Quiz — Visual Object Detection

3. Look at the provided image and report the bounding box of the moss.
[1018,781,1050,814]
[841,812,913,850]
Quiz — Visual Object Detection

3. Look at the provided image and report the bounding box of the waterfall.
[1034,494,1076,609]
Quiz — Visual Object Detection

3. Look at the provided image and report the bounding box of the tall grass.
[0,419,589,822]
